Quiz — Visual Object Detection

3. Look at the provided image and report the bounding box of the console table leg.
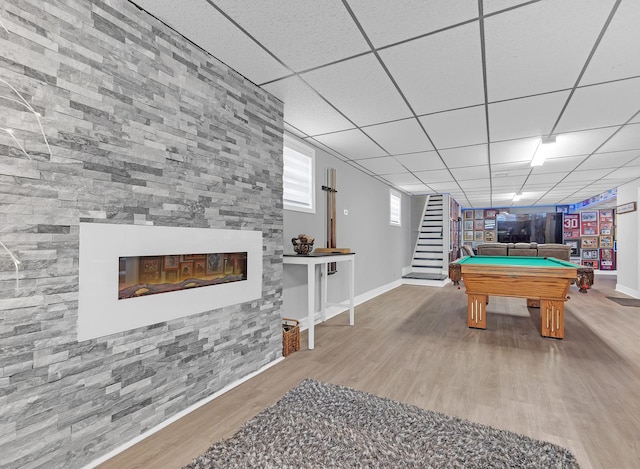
[307,263,315,350]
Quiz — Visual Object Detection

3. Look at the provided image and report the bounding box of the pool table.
[456,256,577,339]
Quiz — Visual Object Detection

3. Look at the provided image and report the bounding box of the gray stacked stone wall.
[0,0,284,467]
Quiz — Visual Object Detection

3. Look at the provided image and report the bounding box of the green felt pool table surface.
[457,256,576,269]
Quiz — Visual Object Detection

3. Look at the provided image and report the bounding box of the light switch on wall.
[344,209,348,215]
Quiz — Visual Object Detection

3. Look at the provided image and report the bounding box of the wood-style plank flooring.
[99,275,640,469]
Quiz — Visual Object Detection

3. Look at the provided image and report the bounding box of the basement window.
[390,190,401,226]
[283,135,315,213]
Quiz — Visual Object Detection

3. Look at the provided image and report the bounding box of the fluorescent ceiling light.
[530,136,557,167]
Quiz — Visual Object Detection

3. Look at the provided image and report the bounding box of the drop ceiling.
[131,0,640,208]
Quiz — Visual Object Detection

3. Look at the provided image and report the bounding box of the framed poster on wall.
[564,239,579,257]
[600,248,615,270]
[581,236,598,249]
[580,211,599,236]
[599,209,614,235]
[563,214,580,239]
[600,235,614,248]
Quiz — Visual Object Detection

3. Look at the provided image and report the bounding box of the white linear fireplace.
[78,223,263,341]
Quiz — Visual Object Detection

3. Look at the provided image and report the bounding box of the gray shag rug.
[183,379,580,468]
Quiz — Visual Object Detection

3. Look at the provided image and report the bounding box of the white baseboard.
[615,284,640,299]
[298,279,402,331]
[595,270,617,276]
[83,357,285,469]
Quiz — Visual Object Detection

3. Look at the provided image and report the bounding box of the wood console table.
[283,253,355,350]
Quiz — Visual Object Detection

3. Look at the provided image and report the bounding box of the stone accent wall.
[0,1,284,467]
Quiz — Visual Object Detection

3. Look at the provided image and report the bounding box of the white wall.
[616,180,640,297]
[282,133,414,324]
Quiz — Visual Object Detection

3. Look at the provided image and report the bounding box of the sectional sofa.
[475,242,571,261]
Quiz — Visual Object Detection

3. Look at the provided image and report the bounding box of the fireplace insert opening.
[118,252,247,299]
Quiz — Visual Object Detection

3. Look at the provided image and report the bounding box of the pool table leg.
[541,299,564,339]
[467,294,487,329]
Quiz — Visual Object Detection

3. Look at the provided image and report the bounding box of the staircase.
[403,194,450,286]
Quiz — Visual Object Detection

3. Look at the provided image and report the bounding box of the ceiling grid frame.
[130,0,640,207]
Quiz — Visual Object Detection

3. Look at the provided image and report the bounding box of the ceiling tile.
[362,119,434,154]
[491,178,527,192]
[455,179,491,190]
[491,162,531,177]
[312,129,386,160]
[483,1,536,15]
[485,0,617,101]
[562,168,613,182]
[489,91,570,141]
[212,0,369,72]
[382,173,423,185]
[440,145,488,168]
[414,169,454,183]
[304,138,349,161]
[348,0,478,48]
[535,155,588,173]
[581,0,640,85]
[356,156,407,175]
[555,78,640,133]
[300,54,412,126]
[400,184,432,193]
[603,165,640,180]
[578,150,640,170]
[596,123,640,153]
[622,155,640,166]
[490,138,539,164]
[430,181,469,192]
[133,0,290,83]
[525,172,567,184]
[450,165,490,181]
[379,22,485,114]
[263,76,354,135]
[394,151,446,172]
[545,127,619,158]
[420,106,487,148]
[492,191,519,203]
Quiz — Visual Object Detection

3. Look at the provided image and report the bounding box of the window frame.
[283,135,316,214]
[390,190,401,226]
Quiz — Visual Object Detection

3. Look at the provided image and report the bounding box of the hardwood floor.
[99,275,640,469]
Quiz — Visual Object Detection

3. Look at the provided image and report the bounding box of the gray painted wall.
[282,134,414,323]
[616,180,640,296]
[0,1,283,467]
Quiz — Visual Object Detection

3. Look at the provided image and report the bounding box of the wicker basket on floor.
[282,318,300,357]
